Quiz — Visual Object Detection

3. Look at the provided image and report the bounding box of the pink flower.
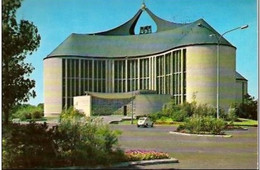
[124,149,170,161]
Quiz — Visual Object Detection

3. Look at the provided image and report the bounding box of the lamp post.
[131,88,134,124]
[126,56,134,125]
[198,23,248,119]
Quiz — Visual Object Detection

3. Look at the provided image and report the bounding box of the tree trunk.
[3,60,10,125]
[3,107,10,125]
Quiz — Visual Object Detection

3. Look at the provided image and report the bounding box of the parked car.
[137,117,154,127]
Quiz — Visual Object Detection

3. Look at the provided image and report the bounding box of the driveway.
[110,125,258,169]
[100,115,133,124]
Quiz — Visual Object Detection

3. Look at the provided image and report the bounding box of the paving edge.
[113,158,179,167]
[224,127,248,131]
[169,131,232,138]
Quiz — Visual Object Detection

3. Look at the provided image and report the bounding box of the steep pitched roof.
[47,7,234,58]
[236,72,247,81]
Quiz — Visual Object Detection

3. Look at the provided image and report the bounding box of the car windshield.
[139,118,146,120]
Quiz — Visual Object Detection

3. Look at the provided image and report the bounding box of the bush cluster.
[224,105,238,122]
[59,106,85,121]
[177,116,226,135]
[234,94,258,120]
[3,108,125,169]
[149,102,192,122]
[149,100,222,122]
[3,123,56,169]
[12,104,44,120]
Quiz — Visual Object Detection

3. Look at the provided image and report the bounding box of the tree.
[236,94,258,120]
[2,0,41,124]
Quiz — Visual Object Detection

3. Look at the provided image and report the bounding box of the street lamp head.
[240,25,249,29]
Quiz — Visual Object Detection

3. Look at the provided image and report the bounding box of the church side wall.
[44,44,238,116]
[235,79,248,103]
[44,58,63,116]
[186,45,236,112]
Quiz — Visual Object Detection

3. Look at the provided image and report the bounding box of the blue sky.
[16,0,257,105]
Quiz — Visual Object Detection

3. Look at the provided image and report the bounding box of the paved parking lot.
[110,125,258,169]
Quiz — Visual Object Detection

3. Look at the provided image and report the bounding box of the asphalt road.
[110,124,258,169]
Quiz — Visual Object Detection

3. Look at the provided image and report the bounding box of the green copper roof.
[47,7,234,58]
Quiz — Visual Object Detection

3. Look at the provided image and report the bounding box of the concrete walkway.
[100,115,133,124]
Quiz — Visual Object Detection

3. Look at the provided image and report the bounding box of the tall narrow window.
[183,49,186,102]
[62,59,66,108]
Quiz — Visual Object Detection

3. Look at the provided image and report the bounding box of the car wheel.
[151,123,153,127]
[137,125,140,128]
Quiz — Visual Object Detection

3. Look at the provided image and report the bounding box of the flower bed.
[125,150,170,161]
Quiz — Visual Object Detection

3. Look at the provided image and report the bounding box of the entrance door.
[123,105,127,116]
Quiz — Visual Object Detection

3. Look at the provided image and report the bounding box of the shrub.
[149,111,164,122]
[176,124,185,132]
[178,116,226,135]
[3,108,125,169]
[31,111,42,119]
[219,108,228,120]
[12,104,43,120]
[150,99,229,124]
[184,117,202,134]
[25,113,32,119]
[56,108,125,167]
[162,102,189,122]
[225,105,238,122]
[2,123,56,169]
[181,102,197,117]
[151,100,219,122]
[210,118,226,134]
[193,104,217,117]
[235,94,257,120]
[59,106,85,124]
[171,109,188,122]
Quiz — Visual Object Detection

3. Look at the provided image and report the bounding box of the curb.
[224,127,248,131]
[169,131,232,138]
[113,158,179,168]
[52,158,179,169]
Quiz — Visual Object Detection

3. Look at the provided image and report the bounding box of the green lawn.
[155,117,185,126]
[25,117,47,122]
[233,118,258,126]
[155,117,174,124]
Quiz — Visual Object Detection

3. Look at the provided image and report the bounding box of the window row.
[63,59,106,79]
[61,49,186,107]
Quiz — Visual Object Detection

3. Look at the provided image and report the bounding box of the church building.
[44,3,247,117]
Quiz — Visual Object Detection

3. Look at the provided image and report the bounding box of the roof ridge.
[96,7,188,36]
[96,9,143,35]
